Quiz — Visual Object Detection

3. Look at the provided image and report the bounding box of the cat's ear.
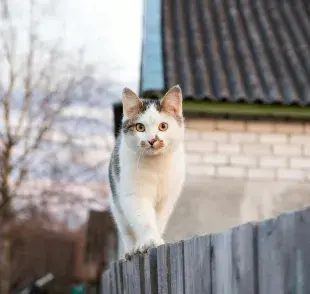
[122,87,142,118]
[160,85,183,116]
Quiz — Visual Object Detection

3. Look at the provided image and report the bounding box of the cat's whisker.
[136,149,143,172]
[133,146,141,154]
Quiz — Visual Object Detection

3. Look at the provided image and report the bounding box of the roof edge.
[184,110,310,123]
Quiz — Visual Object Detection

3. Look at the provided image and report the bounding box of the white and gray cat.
[109,85,185,259]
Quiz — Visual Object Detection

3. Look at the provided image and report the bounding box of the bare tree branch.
[0,0,17,144]
[0,0,112,228]
[14,0,35,137]
[2,55,15,142]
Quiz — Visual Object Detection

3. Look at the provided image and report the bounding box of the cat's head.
[121,85,184,156]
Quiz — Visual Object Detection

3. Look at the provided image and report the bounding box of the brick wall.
[185,118,310,181]
[164,117,310,243]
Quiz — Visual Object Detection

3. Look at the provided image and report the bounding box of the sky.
[61,0,144,94]
[1,0,144,96]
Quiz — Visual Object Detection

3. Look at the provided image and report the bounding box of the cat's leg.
[157,180,184,235]
[120,195,164,255]
[110,198,136,258]
[156,194,179,236]
[156,156,185,235]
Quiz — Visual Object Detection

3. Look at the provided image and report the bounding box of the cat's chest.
[136,158,174,186]
[140,156,181,195]
[133,157,178,193]
[120,148,185,200]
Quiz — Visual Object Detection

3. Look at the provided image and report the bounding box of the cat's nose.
[148,139,156,146]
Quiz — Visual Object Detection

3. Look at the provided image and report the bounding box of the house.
[113,0,310,243]
[83,210,117,284]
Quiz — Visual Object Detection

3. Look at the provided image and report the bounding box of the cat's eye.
[135,123,145,132]
[158,122,168,131]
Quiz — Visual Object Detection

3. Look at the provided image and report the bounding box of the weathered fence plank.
[295,207,310,293]
[211,223,256,294]
[122,255,144,294]
[183,235,211,294]
[102,270,111,294]
[109,263,117,294]
[156,244,170,294]
[101,207,310,294]
[169,241,185,294]
[115,261,124,294]
[258,206,310,294]
[109,262,121,294]
[144,248,158,293]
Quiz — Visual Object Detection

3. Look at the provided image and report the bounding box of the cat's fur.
[108,85,185,258]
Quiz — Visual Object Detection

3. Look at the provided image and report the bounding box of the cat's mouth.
[140,139,165,153]
[149,140,164,149]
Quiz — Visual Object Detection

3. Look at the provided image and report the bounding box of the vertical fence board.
[102,270,111,294]
[116,261,124,294]
[211,230,233,294]
[110,263,118,294]
[258,207,310,294]
[231,223,257,294]
[211,223,256,294]
[122,255,144,294]
[109,261,123,294]
[169,241,185,294]
[257,213,292,293]
[144,248,158,294]
[184,235,211,294]
[157,244,170,294]
[295,207,310,293]
[122,260,129,294]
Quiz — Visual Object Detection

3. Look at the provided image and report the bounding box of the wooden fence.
[101,206,310,294]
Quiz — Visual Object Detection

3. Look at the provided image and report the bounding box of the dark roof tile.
[162,0,310,105]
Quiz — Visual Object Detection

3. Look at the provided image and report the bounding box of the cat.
[108,85,185,259]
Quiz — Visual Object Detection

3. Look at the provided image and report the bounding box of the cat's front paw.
[134,235,164,254]
[124,235,164,260]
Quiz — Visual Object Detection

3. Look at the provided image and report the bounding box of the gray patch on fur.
[109,134,121,203]
[122,98,183,134]
[122,99,160,134]
[122,115,140,134]
[141,98,162,112]
[175,114,184,126]
[108,134,130,226]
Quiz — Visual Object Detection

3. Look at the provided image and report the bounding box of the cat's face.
[121,85,184,156]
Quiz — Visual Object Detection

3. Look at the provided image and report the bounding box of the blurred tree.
[0,0,112,227]
[0,1,116,291]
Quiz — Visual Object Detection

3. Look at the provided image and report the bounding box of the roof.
[141,0,310,106]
